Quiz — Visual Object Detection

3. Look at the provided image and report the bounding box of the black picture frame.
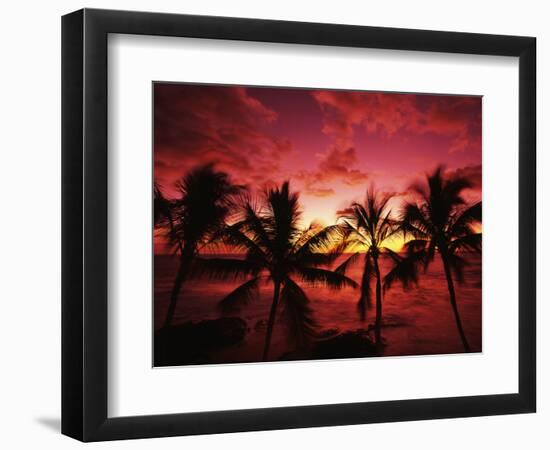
[62,8,536,442]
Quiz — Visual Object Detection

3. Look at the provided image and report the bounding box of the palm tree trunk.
[262,281,281,361]
[163,250,191,329]
[358,253,371,321]
[373,255,383,347]
[441,254,471,352]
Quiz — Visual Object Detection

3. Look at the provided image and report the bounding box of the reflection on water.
[154,253,481,362]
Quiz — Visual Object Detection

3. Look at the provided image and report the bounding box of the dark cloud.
[154,84,291,193]
[335,207,354,216]
[379,190,409,199]
[447,164,482,189]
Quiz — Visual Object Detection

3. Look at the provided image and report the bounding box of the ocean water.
[154,253,482,362]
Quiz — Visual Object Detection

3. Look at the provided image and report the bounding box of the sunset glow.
[154,83,481,254]
[153,83,483,365]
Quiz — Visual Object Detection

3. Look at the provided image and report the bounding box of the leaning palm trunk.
[158,165,243,329]
[440,251,471,352]
[390,167,481,353]
[262,281,281,361]
[373,256,383,347]
[163,250,193,329]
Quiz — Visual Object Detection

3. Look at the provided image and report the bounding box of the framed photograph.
[62,8,536,441]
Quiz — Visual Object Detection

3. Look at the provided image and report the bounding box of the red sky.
[154,83,481,238]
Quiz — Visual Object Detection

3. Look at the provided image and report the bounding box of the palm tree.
[335,189,400,347]
[154,182,170,228]
[154,182,183,254]
[190,182,357,361]
[160,164,242,329]
[384,166,482,352]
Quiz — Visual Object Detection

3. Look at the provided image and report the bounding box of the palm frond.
[218,276,261,314]
[170,164,243,250]
[417,166,472,231]
[294,266,358,290]
[291,223,321,249]
[290,225,347,269]
[241,201,275,254]
[336,220,370,249]
[340,188,399,262]
[402,239,434,271]
[153,182,171,227]
[217,222,268,264]
[295,224,344,255]
[334,251,361,275]
[448,202,482,237]
[339,235,369,253]
[280,278,317,348]
[264,181,302,251]
[442,176,472,207]
[289,223,350,269]
[376,210,398,243]
[189,257,259,281]
[349,203,373,236]
[383,248,425,292]
[449,232,482,254]
[404,239,429,253]
[400,202,432,239]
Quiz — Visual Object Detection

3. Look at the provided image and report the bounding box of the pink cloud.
[306,187,336,198]
[311,90,481,155]
[154,84,290,195]
[296,147,370,197]
[153,83,481,230]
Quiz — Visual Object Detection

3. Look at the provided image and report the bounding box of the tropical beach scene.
[153,83,482,366]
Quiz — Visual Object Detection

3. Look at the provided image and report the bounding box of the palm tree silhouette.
[190,182,357,361]
[335,188,400,347]
[384,166,482,352]
[154,182,170,227]
[160,164,242,329]
[154,182,183,255]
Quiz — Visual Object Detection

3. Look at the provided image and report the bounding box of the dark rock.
[312,330,378,359]
[378,314,408,328]
[278,329,379,362]
[317,328,340,339]
[154,317,247,366]
[254,319,268,332]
